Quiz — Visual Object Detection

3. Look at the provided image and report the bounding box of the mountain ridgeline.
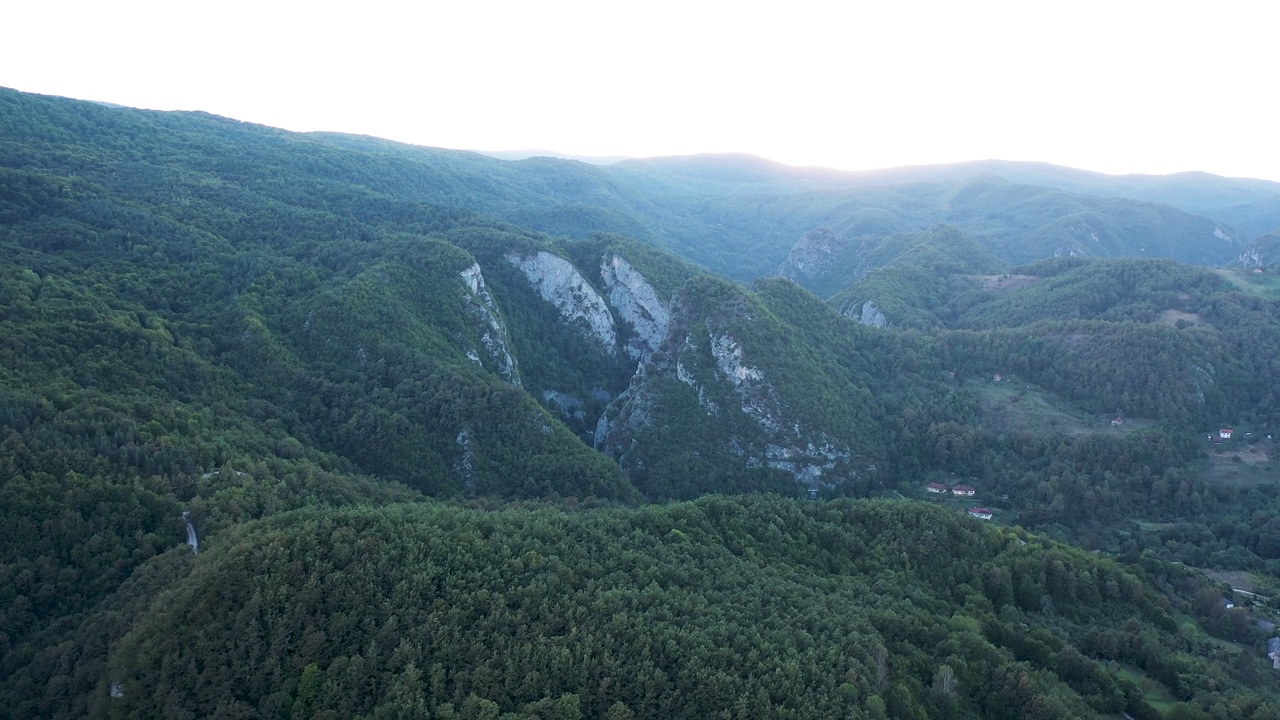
[3,86,1280,718]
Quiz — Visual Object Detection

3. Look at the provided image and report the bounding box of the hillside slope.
[5,87,1280,719]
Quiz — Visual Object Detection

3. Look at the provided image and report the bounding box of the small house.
[968,507,993,520]
[1111,417,1124,427]
[1220,428,1234,439]
[926,482,948,494]
[993,373,1002,382]
[1268,637,1280,671]
[952,485,976,497]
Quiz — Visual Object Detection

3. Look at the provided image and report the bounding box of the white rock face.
[711,333,764,386]
[776,228,842,281]
[506,251,617,354]
[595,295,858,493]
[1239,246,1267,268]
[454,428,475,492]
[459,263,521,386]
[600,254,669,359]
[859,300,888,329]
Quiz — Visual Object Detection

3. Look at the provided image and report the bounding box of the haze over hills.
[472,149,635,165]
[463,146,1280,257]
[4,86,1280,718]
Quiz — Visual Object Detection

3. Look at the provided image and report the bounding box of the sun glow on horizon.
[5,0,1279,182]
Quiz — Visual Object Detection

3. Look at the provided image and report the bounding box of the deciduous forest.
[3,86,1280,719]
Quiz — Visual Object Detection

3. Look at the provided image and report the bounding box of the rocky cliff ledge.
[506,250,618,354]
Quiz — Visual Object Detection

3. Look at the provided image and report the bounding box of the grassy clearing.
[1213,268,1280,298]
[1199,440,1278,488]
[954,273,1038,292]
[973,380,1153,437]
[1157,308,1205,328]
[1199,568,1257,593]
[1112,665,1178,713]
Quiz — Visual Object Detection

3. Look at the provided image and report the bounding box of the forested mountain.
[821,160,1280,239]
[4,86,1280,719]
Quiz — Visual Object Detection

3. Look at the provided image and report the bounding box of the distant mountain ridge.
[460,148,1280,244]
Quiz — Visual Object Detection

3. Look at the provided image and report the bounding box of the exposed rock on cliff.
[1237,231,1280,268]
[459,263,521,385]
[596,288,858,495]
[776,227,844,282]
[506,251,618,354]
[600,254,670,359]
[859,300,888,328]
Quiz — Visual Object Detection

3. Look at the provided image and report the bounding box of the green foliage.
[84,497,1270,719]
[4,86,1280,720]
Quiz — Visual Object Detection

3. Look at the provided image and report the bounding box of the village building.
[1111,417,1124,427]
[968,507,993,520]
[1220,428,1234,439]
[952,485,976,497]
[1268,637,1280,671]
[926,482,948,494]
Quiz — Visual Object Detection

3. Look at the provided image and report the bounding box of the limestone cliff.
[775,227,845,283]
[859,300,888,329]
[506,251,618,354]
[596,288,861,495]
[1236,231,1280,268]
[600,253,670,360]
[459,263,521,385]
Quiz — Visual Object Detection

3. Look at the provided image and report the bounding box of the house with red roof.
[952,485,976,497]
[1219,428,1234,439]
[926,482,948,494]
[968,507,993,520]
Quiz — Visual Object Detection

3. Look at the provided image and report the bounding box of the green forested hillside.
[34,497,1280,720]
[5,87,1280,719]
[827,160,1280,238]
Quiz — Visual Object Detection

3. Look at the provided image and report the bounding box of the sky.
[5,0,1279,181]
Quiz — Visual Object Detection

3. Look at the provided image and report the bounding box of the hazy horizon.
[5,1,1279,182]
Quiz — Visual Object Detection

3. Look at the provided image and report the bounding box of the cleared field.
[1200,440,1277,487]
[1199,568,1258,593]
[1113,665,1178,713]
[1213,268,1280,298]
[974,380,1153,436]
[955,273,1039,292]
[1157,309,1205,327]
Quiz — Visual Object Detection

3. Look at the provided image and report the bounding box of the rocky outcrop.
[182,511,198,554]
[596,294,857,494]
[459,263,521,385]
[859,301,888,329]
[710,333,764,386]
[600,254,669,359]
[543,390,586,423]
[454,428,475,492]
[1239,246,1266,268]
[1237,232,1280,268]
[506,251,617,355]
[776,228,844,282]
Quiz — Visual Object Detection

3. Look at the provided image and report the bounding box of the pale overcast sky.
[5,0,1278,180]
